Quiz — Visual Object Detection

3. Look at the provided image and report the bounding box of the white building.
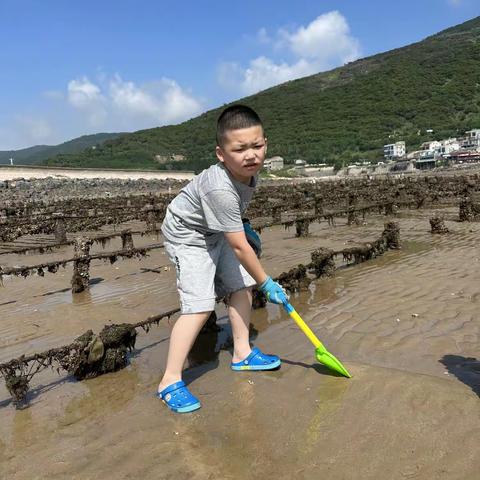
[264,156,284,171]
[440,138,460,155]
[384,141,406,160]
[465,129,480,140]
[462,130,480,149]
[421,140,442,152]
[293,159,307,175]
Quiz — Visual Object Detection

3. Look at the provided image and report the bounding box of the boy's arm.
[224,231,268,285]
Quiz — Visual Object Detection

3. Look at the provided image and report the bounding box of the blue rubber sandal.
[157,381,201,413]
[231,347,281,371]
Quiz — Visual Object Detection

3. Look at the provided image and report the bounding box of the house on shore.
[264,156,284,171]
[383,141,406,160]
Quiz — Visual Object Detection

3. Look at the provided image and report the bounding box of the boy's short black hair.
[216,104,263,146]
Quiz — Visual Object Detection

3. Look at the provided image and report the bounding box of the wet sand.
[1,207,479,479]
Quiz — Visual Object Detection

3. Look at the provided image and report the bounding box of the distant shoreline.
[0,165,195,181]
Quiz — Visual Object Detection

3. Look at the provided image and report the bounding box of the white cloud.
[218,11,361,95]
[109,76,202,125]
[110,77,160,117]
[67,77,107,127]
[286,11,360,63]
[68,77,104,108]
[0,74,204,150]
[63,74,203,131]
[220,57,316,95]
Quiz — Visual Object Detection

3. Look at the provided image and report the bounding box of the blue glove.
[259,276,288,305]
[243,220,262,258]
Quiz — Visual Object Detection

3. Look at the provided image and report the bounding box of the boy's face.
[215,125,267,184]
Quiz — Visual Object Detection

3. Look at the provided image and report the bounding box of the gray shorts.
[164,236,256,314]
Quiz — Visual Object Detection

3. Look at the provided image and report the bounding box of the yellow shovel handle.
[287,308,325,350]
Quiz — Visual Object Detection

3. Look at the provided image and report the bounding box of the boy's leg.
[214,238,256,362]
[159,240,219,394]
[158,311,211,392]
[216,238,280,370]
[229,287,253,363]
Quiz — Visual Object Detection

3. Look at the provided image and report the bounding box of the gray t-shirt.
[161,163,257,246]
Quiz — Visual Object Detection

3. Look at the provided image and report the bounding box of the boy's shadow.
[182,319,344,383]
[183,320,260,384]
[439,354,480,398]
[183,331,221,384]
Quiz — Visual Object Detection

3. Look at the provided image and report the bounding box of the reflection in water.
[300,377,350,458]
[58,365,139,427]
[71,289,93,305]
[11,406,33,451]
[1,309,267,450]
[308,276,338,307]
[1,358,139,462]
[186,373,261,476]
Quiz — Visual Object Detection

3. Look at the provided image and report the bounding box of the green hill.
[0,132,123,165]
[44,16,480,171]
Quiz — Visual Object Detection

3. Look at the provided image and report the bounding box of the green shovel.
[282,300,351,378]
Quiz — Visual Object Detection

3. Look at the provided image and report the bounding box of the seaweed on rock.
[309,248,336,278]
[277,264,311,293]
[430,216,449,234]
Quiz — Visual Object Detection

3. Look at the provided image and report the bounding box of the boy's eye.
[232,144,264,152]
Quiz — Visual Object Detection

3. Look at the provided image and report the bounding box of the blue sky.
[0,0,478,150]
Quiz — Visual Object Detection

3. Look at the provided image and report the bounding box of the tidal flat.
[1,196,479,480]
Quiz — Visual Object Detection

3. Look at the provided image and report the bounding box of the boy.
[158,105,287,413]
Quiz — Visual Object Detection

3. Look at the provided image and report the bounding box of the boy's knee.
[227,287,253,306]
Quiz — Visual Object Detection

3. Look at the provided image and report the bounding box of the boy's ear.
[215,145,225,163]
[264,137,268,156]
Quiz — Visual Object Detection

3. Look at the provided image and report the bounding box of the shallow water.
[1,208,479,479]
